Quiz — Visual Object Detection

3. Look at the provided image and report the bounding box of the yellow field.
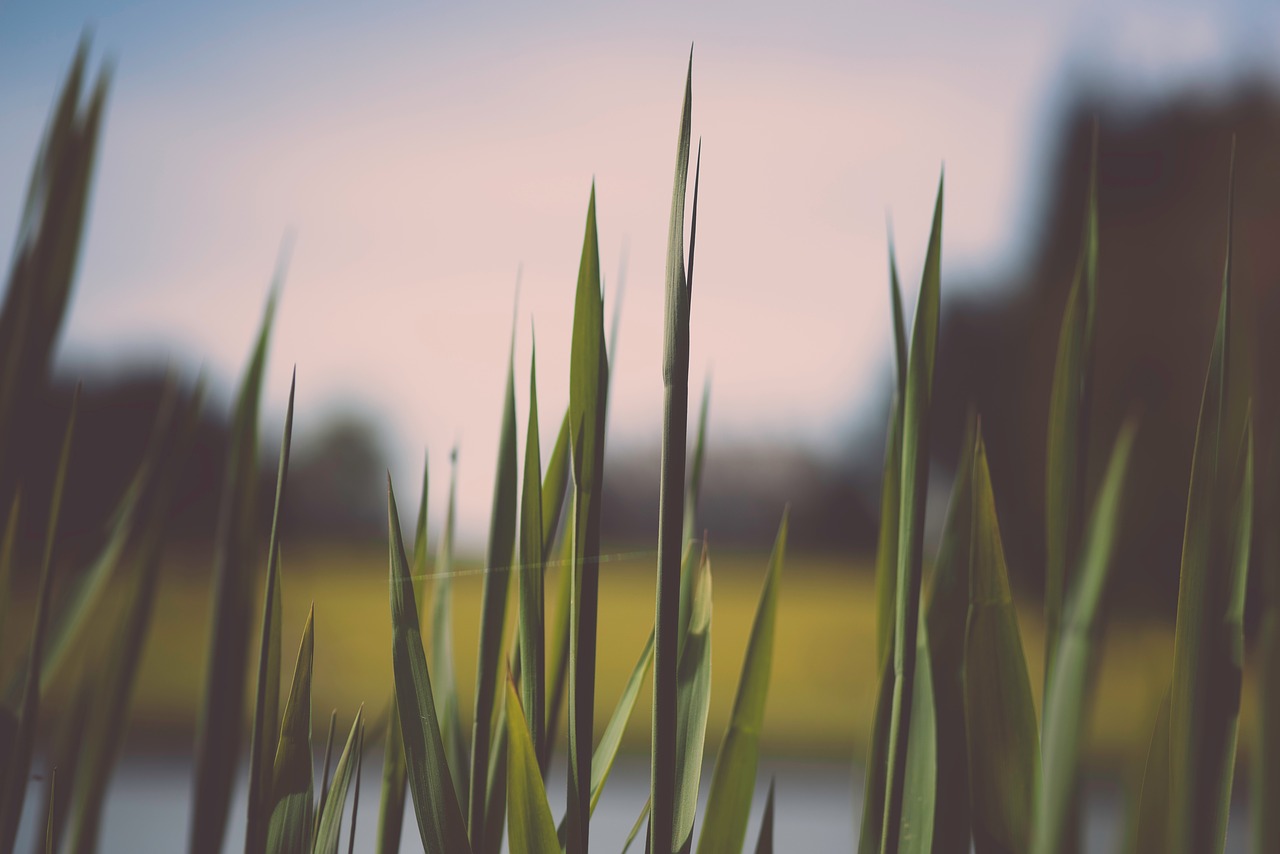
[33,544,1252,771]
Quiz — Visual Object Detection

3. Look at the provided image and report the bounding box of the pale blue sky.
[1,1,1277,543]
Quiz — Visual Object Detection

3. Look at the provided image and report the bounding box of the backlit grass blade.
[387,478,472,854]
[653,54,694,854]
[1168,160,1250,854]
[265,609,315,854]
[875,237,908,668]
[0,388,75,854]
[1132,689,1171,854]
[505,678,560,854]
[192,286,280,854]
[1033,420,1137,854]
[697,512,787,854]
[565,182,609,854]
[376,454,429,854]
[880,174,943,854]
[519,340,546,759]
[432,455,469,812]
[922,410,977,854]
[469,321,519,853]
[754,779,775,854]
[540,412,571,767]
[1044,129,1099,693]
[964,428,1039,854]
[315,707,365,854]
[247,371,296,854]
[673,545,712,854]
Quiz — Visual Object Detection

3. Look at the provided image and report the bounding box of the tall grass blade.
[653,53,694,854]
[753,779,774,854]
[682,378,711,547]
[0,494,17,667]
[697,512,787,854]
[316,708,338,840]
[857,659,894,854]
[469,321,519,852]
[1132,689,1171,854]
[505,678,560,854]
[314,708,364,854]
[348,727,364,854]
[247,372,296,854]
[479,688,509,854]
[432,455,469,813]
[519,341,546,759]
[964,428,1039,854]
[191,286,280,854]
[671,546,712,854]
[265,609,315,854]
[874,238,908,668]
[880,175,943,854]
[540,412,572,767]
[387,478,471,854]
[1258,455,1280,853]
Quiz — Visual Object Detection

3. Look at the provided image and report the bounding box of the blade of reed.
[246,372,296,854]
[468,320,519,853]
[1132,689,1171,854]
[653,53,694,854]
[505,678,560,854]
[191,285,279,854]
[1257,451,1280,854]
[519,340,546,758]
[265,609,315,854]
[753,779,775,854]
[376,454,429,854]
[696,512,787,854]
[964,428,1040,854]
[315,709,337,841]
[673,545,712,854]
[432,455,469,812]
[880,174,943,854]
[0,494,17,661]
[681,378,711,548]
[0,389,75,854]
[1044,128,1099,694]
[1168,156,1250,854]
[39,671,91,854]
[1033,420,1137,854]
[387,478,471,854]
[898,626,936,854]
[565,182,609,854]
[874,238,908,669]
[348,727,364,854]
[314,708,365,854]
[857,658,894,854]
[540,411,572,768]
[479,687,509,854]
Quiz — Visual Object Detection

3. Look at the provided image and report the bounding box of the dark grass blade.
[38,672,91,854]
[652,53,694,854]
[1033,420,1138,854]
[347,727,364,854]
[1258,460,1280,853]
[479,689,509,854]
[314,707,364,854]
[0,494,17,667]
[246,372,296,854]
[315,708,338,840]
[753,779,775,854]
[388,478,472,854]
[880,175,943,854]
[672,546,712,854]
[191,286,279,854]
[681,378,711,547]
[697,512,787,854]
[265,610,315,854]
[565,182,609,854]
[375,454,429,854]
[539,411,572,768]
[468,322,520,852]
[964,429,1039,854]
[874,237,908,668]
[519,341,546,759]
[857,659,895,854]
[0,389,75,853]
[505,678,560,854]
[431,455,469,812]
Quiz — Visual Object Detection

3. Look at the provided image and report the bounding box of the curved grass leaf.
[266,609,315,854]
[388,478,472,854]
[964,429,1039,854]
[697,512,787,854]
[315,708,364,854]
[673,545,712,854]
[1033,420,1138,854]
[505,679,560,854]
[519,341,546,759]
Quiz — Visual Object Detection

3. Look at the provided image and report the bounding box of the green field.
[29,544,1243,769]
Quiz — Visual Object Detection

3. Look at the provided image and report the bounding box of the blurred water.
[18,755,1253,852]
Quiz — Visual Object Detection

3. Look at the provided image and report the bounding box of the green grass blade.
[348,727,364,854]
[682,377,711,547]
[469,321,520,852]
[0,389,75,853]
[1132,688,1171,854]
[479,689,509,854]
[880,174,943,854]
[542,408,571,555]
[505,678,560,854]
[247,371,296,854]
[566,181,609,854]
[1033,420,1138,854]
[265,609,315,854]
[432,455,469,813]
[542,532,572,769]
[873,397,903,672]
[388,478,472,854]
[754,778,775,854]
[672,545,713,854]
[857,658,894,854]
[316,708,338,841]
[697,512,787,854]
[192,286,279,854]
[653,53,694,854]
[519,340,546,761]
[964,428,1040,854]
[314,708,365,854]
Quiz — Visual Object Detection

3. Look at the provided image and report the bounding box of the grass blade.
[857,658,894,854]
[519,340,546,760]
[505,678,560,854]
[432,455,469,813]
[754,779,775,854]
[697,512,787,854]
[880,174,943,854]
[875,237,908,668]
[1257,466,1280,853]
[316,708,338,839]
[314,708,364,854]
[388,478,472,854]
[1033,420,1138,854]
[265,609,315,854]
[348,727,364,854]
[673,545,713,854]
[1132,688,1171,854]
[539,411,571,767]
[191,286,279,854]
[964,428,1039,854]
[653,53,694,854]
[247,371,296,854]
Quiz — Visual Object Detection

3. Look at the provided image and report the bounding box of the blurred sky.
[2,1,1279,546]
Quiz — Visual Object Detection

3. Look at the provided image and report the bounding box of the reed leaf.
[539,412,571,767]
[518,341,546,759]
[0,494,17,663]
[673,545,712,854]
[432,455,469,813]
[265,609,315,854]
[1258,478,1280,853]
[754,779,775,854]
[314,708,364,854]
[874,239,908,668]
[505,678,560,854]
